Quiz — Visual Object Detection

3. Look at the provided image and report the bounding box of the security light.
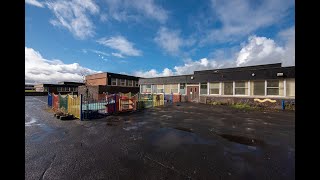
[191,76,194,79]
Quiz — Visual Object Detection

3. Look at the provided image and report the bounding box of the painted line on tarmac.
[32,97,47,104]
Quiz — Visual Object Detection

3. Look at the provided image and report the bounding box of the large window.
[151,85,157,93]
[116,79,120,86]
[164,84,171,93]
[120,79,126,86]
[200,83,207,95]
[235,81,248,95]
[223,82,233,95]
[253,81,265,96]
[286,79,295,97]
[111,78,117,86]
[57,87,62,91]
[157,85,164,93]
[171,84,178,93]
[141,84,151,93]
[180,83,186,94]
[267,80,278,95]
[209,82,220,95]
[128,80,133,87]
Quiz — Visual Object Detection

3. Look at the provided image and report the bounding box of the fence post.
[114,94,117,113]
[80,94,83,121]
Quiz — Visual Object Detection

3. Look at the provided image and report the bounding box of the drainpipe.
[80,94,83,121]
[281,100,285,110]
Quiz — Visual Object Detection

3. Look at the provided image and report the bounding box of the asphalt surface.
[25,96,295,180]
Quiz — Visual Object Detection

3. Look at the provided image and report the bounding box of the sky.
[25,0,295,84]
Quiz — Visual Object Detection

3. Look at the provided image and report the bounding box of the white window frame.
[234,81,249,96]
[170,84,179,94]
[200,82,208,95]
[111,78,117,86]
[209,82,220,95]
[266,79,282,96]
[223,82,234,95]
[120,79,126,86]
[128,80,133,87]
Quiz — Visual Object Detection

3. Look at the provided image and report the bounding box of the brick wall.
[86,73,108,86]
[199,95,295,110]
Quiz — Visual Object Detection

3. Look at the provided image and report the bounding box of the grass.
[25,90,36,92]
[231,103,254,110]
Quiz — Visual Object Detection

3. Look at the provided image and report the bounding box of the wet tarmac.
[25,96,295,180]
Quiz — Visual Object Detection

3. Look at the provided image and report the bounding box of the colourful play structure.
[47,92,182,120]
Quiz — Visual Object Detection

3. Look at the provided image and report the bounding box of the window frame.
[209,82,220,95]
[234,81,248,95]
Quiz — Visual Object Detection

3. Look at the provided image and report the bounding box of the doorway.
[186,86,199,102]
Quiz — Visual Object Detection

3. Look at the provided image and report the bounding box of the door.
[186,86,199,102]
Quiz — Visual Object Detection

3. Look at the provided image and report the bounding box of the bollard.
[281,100,285,110]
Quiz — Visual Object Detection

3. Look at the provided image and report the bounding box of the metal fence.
[47,92,182,120]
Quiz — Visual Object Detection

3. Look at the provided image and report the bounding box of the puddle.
[148,128,214,150]
[173,127,193,133]
[25,118,37,126]
[160,115,172,118]
[218,134,265,146]
[123,121,148,131]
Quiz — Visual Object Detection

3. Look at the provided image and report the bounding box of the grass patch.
[25,90,36,92]
[231,103,253,110]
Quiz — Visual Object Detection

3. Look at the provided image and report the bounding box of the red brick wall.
[85,73,108,86]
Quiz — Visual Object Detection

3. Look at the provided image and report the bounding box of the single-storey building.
[78,72,140,100]
[139,63,295,108]
[34,81,84,94]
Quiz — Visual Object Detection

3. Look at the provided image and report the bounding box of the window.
[141,85,151,93]
[223,82,233,95]
[157,85,164,93]
[209,82,220,95]
[74,87,78,91]
[151,85,157,93]
[267,80,284,96]
[120,79,126,86]
[253,81,265,96]
[235,81,248,95]
[286,79,295,97]
[171,84,178,93]
[128,80,133,87]
[111,78,117,86]
[200,83,207,95]
[116,79,120,86]
[180,83,186,94]
[57,87,62,91]
[164,84,171,93]
[44,87,48,92]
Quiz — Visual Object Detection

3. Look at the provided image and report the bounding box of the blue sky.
[25,0,295,84]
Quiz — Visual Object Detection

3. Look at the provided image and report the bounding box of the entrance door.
[186,86,199,102]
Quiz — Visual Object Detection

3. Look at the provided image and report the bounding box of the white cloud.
[26,0,44,8]
[46,0,99,39]
[25,47,100,84]
[90,50,110,56]
[133,68,174,78]
[201,0,294,43]
[135,31,295,77]
[111,52,125,58]
[97,36,142,56]
[154,27,196,56]
[104,0,168,23]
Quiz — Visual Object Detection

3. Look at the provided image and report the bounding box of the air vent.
[277,73,284,77]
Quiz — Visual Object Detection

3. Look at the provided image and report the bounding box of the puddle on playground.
[30,124,62,142]
[218,134,265,147]
[25,118,37,127]
[123,121,148,131]
[147,127,214,150]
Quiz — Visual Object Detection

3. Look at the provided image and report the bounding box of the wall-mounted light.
[191,76,194,80]
[252,73,255,77]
